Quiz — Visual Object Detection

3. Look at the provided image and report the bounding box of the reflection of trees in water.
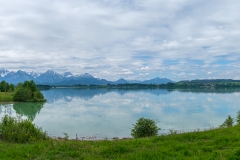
[13,103,44,121]
[0,104,13,115]
[175,88,240,94]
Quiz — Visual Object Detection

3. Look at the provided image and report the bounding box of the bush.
[131,117,160,138]
[0,115,48,143]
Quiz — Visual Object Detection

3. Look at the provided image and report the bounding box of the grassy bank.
[1,125,240,159]
[0,92,13,102]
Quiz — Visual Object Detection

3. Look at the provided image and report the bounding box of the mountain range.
[0,68,174,85]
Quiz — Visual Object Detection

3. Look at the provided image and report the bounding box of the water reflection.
[0,104,14,116]
[41,88,171,103]
[41,88,240,104]
[175,88,240,93]
[13,103,44,121]
[1,88,240,139]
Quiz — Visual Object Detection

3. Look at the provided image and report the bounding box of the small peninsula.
[0,80,46,102]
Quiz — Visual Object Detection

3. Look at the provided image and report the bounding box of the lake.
[1,88,240,139]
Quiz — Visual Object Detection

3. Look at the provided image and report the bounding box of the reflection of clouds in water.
[41,89,171,104]
[2,88,240,139]
[0,104,14,117]
[0,104,28,120]
[190,96,196,100]
[234,92,240,96]
[207,98,212,101]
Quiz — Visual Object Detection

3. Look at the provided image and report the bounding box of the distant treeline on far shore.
[36,79,240,89]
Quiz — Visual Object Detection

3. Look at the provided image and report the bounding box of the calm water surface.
[1,88,240,139]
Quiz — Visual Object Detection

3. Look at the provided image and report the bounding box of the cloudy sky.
[1,0,240,81]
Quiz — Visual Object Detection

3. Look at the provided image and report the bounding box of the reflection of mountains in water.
[115,89,170,96]
[42,88,109,103]
[41,88,171,103]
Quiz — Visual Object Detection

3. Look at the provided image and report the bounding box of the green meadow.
[1,125,240,159]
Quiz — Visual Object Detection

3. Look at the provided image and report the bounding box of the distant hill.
[178,79,240,83]
[112,78,128,84]
[112,77,174,85]
[141,77,174,84]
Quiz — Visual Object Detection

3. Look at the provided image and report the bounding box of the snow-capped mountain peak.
[35,70,64,83]
[27,71,40,78]
[0,68,10,77]
[62,71,74,78]
[45,70,58,75]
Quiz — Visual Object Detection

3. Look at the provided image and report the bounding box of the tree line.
[0,81,14,92]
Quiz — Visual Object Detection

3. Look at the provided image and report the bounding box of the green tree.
[0,81,7,92]
[9,84,14,92]
[131,117,160,138]
[13,87,30,101]
[0,81,14,92]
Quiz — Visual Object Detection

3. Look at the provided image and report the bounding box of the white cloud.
[0,0,240,81]
[121,69,133,75]
[139,66,150,71]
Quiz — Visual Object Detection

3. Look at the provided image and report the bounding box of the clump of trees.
[13,80,46,102]
[0,81,14,92]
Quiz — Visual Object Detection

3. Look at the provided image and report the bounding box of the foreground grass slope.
[1,125,240,159]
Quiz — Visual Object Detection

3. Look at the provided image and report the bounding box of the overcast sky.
[1,0,240,81]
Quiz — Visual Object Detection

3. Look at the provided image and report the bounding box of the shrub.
[220,115,234,128]
[131,117,160,138]
[0,115,48,143]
